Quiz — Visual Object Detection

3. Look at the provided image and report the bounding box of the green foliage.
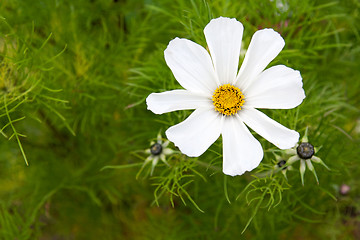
[0,0,359,239]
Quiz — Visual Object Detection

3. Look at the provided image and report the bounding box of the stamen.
[212,84,245,116]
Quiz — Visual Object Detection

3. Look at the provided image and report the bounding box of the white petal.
[240,108,299,149]
[236,29,285,91]
[165,108,222,157]
[204,17,244,85]
[222,115,263,176]
[146,90,212,114]
[244,65,305,109]
[164,38,218,94]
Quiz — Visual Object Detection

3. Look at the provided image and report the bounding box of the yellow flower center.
[212,84,245,116]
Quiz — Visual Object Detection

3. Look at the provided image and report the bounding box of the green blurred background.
[0,0,359,239]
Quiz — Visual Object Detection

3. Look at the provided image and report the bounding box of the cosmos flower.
[144,133,173,175]
[146,17,305,176]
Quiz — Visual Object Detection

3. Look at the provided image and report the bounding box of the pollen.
[212,84,245,116]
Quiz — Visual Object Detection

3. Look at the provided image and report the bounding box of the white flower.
[146,17,305,176]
